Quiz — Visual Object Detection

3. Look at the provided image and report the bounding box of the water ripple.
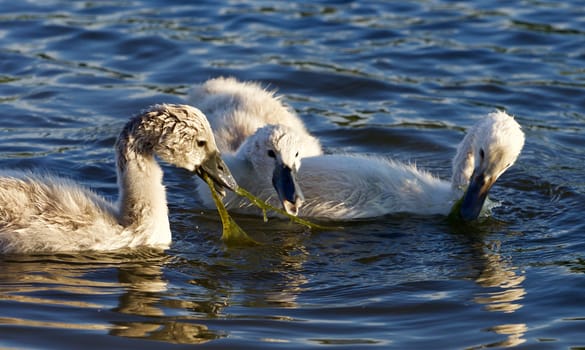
[1,0,584,348]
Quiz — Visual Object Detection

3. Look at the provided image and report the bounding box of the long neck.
[116,138,171,246]
[451,127,477,191]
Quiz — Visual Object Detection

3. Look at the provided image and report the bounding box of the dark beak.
[196,151,238,195]
[459,169,495,221]
[272,163,304,216]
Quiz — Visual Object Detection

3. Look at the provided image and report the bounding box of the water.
[1,0,584,348]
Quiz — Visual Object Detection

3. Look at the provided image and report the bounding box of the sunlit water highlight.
[1,1,584,349]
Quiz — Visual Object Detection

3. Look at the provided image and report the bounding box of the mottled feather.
[0,104,228,254]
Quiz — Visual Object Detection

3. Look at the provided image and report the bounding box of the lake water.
[1,0,584,348]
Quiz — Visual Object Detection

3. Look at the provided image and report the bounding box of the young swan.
[190,77,322,215]
[294,111,525,220]
[196,124,321,216]
[189,76,320,152]
[0,104,237,254]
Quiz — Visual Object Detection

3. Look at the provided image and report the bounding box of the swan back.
[297,155,454,219]
[293,111,525,221]
[189,77,317,153]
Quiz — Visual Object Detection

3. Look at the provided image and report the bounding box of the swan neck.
[115,133,170,242]
[451,128,477,190]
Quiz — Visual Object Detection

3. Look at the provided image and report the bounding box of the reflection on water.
[111,320,217,345]
[472,240,527,348]
[0,316,111,331]
[1,0,585,347]
[110,264,219,344]
[0,250,221,345]
[484,324,528,349]
[230,244,310,310]
[0,238,313,346]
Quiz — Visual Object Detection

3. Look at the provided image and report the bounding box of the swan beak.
[459,169,495,221]
[272,164,304,216]
[196,151,238,195]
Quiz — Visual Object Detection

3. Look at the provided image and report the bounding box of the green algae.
[203,174,339,246]
[235,186,339,231]
[203,173,259,246]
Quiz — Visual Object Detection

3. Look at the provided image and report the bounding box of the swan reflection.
[472,240,527,347]
[0,251,221,345]
[0,236,311,346]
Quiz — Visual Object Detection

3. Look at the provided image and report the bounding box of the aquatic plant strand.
[235,186,338,231]
[203,173,259,246]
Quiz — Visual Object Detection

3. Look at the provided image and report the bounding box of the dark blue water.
[1,1,584,348]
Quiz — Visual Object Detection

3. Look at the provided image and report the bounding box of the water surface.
[1,0,584,349]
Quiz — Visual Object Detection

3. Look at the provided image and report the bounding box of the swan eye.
[196,140,207,148]
[295,152,299,158]
[267,150,276,158]
[479,148,485,159]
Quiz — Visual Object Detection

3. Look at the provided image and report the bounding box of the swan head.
[120,104,238,193]
[238,124,321,216]
[459,111,525,221]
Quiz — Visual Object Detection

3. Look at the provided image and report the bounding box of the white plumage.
[189,77,525,221]
[297,110,525,220]
[189,76,321,153]
[190,77,322,215]
[0,104,237,254]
